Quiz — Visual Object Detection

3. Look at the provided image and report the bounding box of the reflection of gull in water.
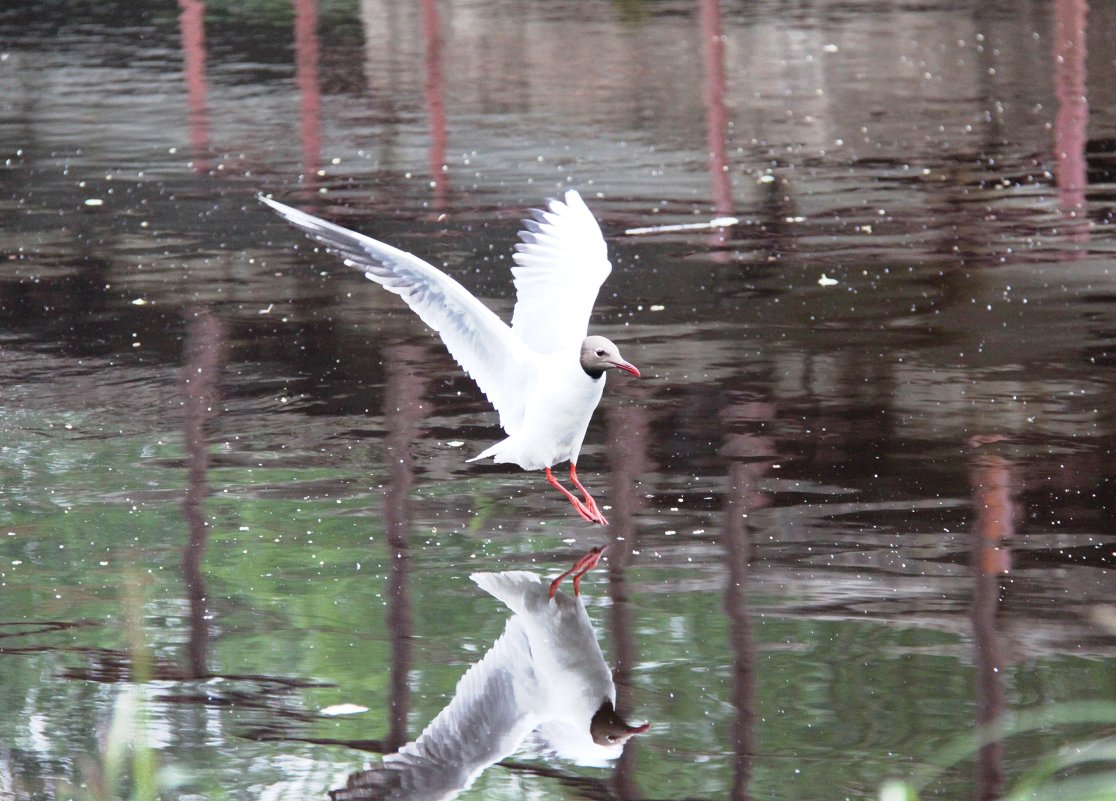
[331,546,648,801]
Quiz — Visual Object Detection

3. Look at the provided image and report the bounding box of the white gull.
[259,191,640,525]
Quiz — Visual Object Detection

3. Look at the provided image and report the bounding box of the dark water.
[2,0,1115,799]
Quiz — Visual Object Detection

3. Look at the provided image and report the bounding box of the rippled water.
[2,0,1115,799]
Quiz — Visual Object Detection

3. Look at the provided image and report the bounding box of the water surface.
[2,1,1115,799]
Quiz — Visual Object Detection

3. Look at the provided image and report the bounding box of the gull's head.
[580,336,641,379]
[590,699,651,747]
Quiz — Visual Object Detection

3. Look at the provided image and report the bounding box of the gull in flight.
[259,191,640,525]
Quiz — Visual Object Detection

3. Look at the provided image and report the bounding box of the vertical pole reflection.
[178,0,210,172]
[382,343,429,752]
[721,399,775,801]
[724,461,756,801]
[295,0,323,185]
[968,448,1013,801]
[420,0,448,208]
[699,0,734,247]
[180,310,224,680]
[699,0,732,214]
[606,403,651,799]
[1053,0,1089,232]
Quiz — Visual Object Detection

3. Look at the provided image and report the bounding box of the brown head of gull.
[259,190,639,525]
[579,334,641,380]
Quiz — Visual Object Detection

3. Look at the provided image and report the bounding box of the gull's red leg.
[569,463,608,526]
[545,467,596,524]
[549,545,607,599]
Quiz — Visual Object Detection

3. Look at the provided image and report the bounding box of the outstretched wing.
[331,616,540,800]
[259,196,534,433]
[510,190,611,356]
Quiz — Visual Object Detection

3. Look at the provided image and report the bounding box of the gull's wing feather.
[331,616,540,800]
[259,195,533,433]
[510,190,611,355]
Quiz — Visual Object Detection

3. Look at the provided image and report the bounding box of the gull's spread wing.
[259,196,533,432]
[510,190,611,356]
[331,615,539,801]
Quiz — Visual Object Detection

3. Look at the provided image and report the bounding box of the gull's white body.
[259,191,615,472]
[469,355,606,470]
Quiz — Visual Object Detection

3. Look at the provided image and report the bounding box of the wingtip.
[257,194,319,227]
[257,193,286,213]
[561,189,591,215]
[523,189,591,230]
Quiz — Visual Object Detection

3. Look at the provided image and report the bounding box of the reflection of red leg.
[545,467,599,524]
[571,545,606,596]
[549,545,607,599]
[569,463,608,526]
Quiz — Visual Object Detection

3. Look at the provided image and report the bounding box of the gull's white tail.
[471,570,544,617]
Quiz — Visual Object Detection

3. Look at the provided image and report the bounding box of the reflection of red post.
[180,310,224,680]
[1053,0,1089,228]
[421,0,448,208]
[721,400,774,801]
[606,403,650,798]
[178,0,210,172]
[968,451,1013,801]
[699,0,733,238]
[970,453,1013,576]
[295,0,322,185]
[724,460,756,801]
[383,343,429,753]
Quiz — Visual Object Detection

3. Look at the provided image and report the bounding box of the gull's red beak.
[611,360,641,378]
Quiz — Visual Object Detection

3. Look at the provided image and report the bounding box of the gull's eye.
[595,349,606,357]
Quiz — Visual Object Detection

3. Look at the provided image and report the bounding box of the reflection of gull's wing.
[259,196,535,434]
[510,190,611,356]
[330,616,539,801]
